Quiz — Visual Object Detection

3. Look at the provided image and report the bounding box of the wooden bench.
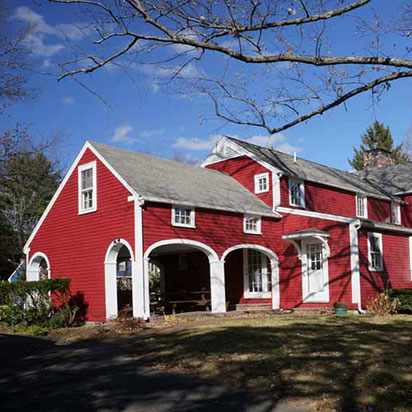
[165,291,211,312]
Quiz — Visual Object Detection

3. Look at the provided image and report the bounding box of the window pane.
[247,250,271,293]
[81,168,93,189]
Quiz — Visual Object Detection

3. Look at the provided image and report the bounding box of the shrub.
[367,290,400,316]
[0,278,88,328]
[388,289,412,314]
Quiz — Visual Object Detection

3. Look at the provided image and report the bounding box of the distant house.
[23,137,412,321]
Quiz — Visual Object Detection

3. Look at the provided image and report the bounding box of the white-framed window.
[171,206,195,228]
[243,215,261,234]
[254,172,269,194]
[243,249,271,298]
[368,232,383,272]
[356,194,368,218]
[78,161,97,214]
[391,201,401,225]
[289,178,305,207]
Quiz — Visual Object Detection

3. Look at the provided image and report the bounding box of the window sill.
[368,267,383,272]
[172,223,196,229]
[244,292,271,299]
[79,207,97,215]
[255,189,269,195]
[243,230,262,235]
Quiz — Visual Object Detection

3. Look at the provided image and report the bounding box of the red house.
[24,137,412,321]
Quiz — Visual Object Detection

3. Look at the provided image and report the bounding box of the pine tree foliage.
[349,121,410,171]
[0,152,61,278]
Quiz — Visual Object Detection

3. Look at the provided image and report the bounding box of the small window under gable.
[172,206,195,228]
[391,201,401,225]
[78,161,97,214]
[254,172,269,194]
[289,178,305,207]
[368,232,383,272]
[356,194,368,218]
[243,215,261,234]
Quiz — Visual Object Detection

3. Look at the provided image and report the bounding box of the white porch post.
[210,260,226,313]
[105,261,118,319]
[132,198,147,319]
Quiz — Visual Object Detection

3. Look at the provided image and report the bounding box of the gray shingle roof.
[89,141,279,217]
[226,137,397,201]
[355,163,412,195]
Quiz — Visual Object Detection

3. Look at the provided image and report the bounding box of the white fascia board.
[277,206,358,224]
[24,141,140,251]
[282,231,330,240]
[201,137,283,175]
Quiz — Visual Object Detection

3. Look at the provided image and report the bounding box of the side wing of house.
[25,144,135,321]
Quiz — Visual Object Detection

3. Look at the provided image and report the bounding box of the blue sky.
[5,0,412,171]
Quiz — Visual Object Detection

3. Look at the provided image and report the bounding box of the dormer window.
[172,206,195,228]
[78,161,97,214]
[289,179,305,207]
[254,173,269,194]
[391,201,401,225]
[244,215,261,234]
[356,194,368,218]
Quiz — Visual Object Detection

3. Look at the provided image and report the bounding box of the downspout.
[350,220,365,314]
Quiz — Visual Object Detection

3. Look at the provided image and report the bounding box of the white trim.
[221,244,280,310]
[289,178,305,208]
[27,252,51,281]
[132,198,146,319]
[254,172,269,194]
[171,205,196,228]
[201,136,282,174]
[391,201,401,225]
[301,239,330,303]
[349,222,362,308]
[144,239,219,263]
[282,232,331,259]
[24,141,139,252]
[409,236,412,282]
[356,194,368,219]
[78,161,97,215]
[367,232,383,272]
[104,238,135,320]
[272,172,281,210]
[277,207,359,224]
[243,214,262,235]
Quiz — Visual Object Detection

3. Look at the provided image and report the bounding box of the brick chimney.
[363,148,394,169]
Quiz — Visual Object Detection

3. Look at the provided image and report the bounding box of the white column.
[349,222,361,305]
[132,199,147,319]
[105,262,118,319]
[271,261,280,310]
[210,260,226,313]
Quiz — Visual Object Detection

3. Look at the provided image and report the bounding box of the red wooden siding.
[401,195,412,228]
[143,202,356,309]
[367,198,391,222]
[358,230,412,306]
[28,149,135,321]
[206,156,273,208]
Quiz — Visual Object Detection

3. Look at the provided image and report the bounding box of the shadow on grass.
[0,332,292,412]
[133,316,412,412]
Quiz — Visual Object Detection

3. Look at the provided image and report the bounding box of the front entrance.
[302,240,329,302]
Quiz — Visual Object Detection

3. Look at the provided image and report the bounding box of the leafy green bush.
[388,289,412,314]
[0,278,88,328]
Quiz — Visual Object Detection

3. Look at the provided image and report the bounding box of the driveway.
[0,333,308,412]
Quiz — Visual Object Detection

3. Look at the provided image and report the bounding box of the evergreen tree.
[349,121,410,170]
[0,152,60,279]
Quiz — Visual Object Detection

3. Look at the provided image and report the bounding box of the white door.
[302,240,329,302]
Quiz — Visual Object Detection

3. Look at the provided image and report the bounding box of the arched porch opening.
[222,244,279,311]
[27,252,50,281]
[104,239,135,319]
[144,239,224,316]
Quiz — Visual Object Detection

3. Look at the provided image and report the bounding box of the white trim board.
[277,207,359,224]
[24,141,139,252]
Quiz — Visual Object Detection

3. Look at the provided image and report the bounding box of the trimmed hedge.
[0,278,88,328]
[388,289,412,314]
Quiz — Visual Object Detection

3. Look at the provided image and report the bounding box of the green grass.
[133,314,412,412]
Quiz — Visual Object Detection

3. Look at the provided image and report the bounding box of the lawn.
[131,314,412,412]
